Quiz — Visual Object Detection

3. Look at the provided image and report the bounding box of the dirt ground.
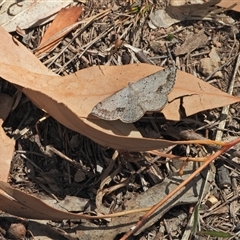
[1,0,240,239]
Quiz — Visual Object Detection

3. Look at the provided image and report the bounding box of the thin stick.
[215,52,240,141]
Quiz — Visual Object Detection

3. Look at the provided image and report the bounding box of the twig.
[215,52,240,141]
[56,26,114,74]
[163,218,173,240]
[149,150,206,162]
[44,9,110,68]
[205,54,237,81]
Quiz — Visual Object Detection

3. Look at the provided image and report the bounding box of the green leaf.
[130,6,139,13]
[197,230,232,238]
[166,34,174,41]
[192,203,200,234]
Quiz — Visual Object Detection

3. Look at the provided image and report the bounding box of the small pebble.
[230,108,236,114]
[7,223,26,240]
[74,169,86,182]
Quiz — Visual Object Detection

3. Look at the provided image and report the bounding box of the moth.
[91,66,176,123]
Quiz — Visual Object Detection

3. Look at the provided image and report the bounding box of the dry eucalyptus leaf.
[149,0,222,28]
[35,6,83,56]
[0,94,14,182]
[1,62,240,151]
[217,0,240,12]
[149,9,179,28]
[170,0,220,6]
[0,181,94,220]
[167,0,221,20]
[174,29,208,56]
[0,25,240,151]
[0,0,73,32]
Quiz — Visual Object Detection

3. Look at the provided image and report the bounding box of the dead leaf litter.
[0,0,240,239]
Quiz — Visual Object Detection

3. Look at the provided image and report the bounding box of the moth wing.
[139,93,168,112]
[91,66,176,122]
[133,66,176,94]
[91,86,130,121]
[120,88,145,123]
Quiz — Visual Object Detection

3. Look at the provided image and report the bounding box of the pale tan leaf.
[1,0,73,32]
[0,26,239,151]
[217,0,240,12]
[0,181,93,220]
[35,6,83,56]
[0,94,14,183]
